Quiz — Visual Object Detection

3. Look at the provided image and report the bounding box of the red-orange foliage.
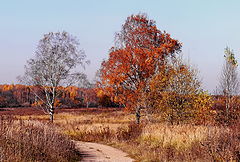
[0,84,33,107]
[61,86,83,107]
[99,14,181,122]
[83,88,97,108]
[0,84,100,108]
[212,95,240,124]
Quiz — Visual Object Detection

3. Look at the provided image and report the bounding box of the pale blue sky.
[1,0,240,92]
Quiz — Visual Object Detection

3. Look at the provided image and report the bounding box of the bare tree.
[19,31,88,122]
[217,47,239,118]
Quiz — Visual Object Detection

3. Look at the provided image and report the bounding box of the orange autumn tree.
[82,88,97,108]
[99,14,181,123]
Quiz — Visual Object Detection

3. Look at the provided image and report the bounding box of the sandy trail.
[74,141,134,162]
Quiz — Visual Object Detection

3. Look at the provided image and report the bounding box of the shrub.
[116,122,143,141]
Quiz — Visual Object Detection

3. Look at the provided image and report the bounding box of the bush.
[116,122,143,141]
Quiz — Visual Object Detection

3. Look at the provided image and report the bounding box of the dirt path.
[74,141,135,162]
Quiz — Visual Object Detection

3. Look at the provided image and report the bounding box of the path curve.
[73,141,134,162]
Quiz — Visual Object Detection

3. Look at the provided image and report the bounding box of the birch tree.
[19,31,87,122]
[217,47,239,119]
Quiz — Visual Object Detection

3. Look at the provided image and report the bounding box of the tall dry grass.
[46,111,240,162]
[0,116,80,162]
[12,109,240,161]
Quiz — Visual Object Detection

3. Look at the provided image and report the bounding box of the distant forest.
[0,84,117,108]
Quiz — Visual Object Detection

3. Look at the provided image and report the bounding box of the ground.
[74,141,134,162]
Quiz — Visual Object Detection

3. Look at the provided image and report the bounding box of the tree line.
[0,84,116,109]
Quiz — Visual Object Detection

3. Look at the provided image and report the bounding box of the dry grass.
[0,115,80,162]
[4,108,240,161]
[53,111,239,162]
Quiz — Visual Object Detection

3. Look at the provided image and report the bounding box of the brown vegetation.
[0,115,80,162]
[13,109,239,161]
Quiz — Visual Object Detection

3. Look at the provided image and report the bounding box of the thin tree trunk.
[226,95,231,121]
[49,87,56,122]
[136,106,141,124]
[49,106,54,122]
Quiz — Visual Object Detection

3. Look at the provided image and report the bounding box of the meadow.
[0,107,239,162]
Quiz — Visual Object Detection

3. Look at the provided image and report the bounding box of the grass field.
[0,107,239,161]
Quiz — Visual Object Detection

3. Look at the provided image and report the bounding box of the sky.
[1,0,240,93]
